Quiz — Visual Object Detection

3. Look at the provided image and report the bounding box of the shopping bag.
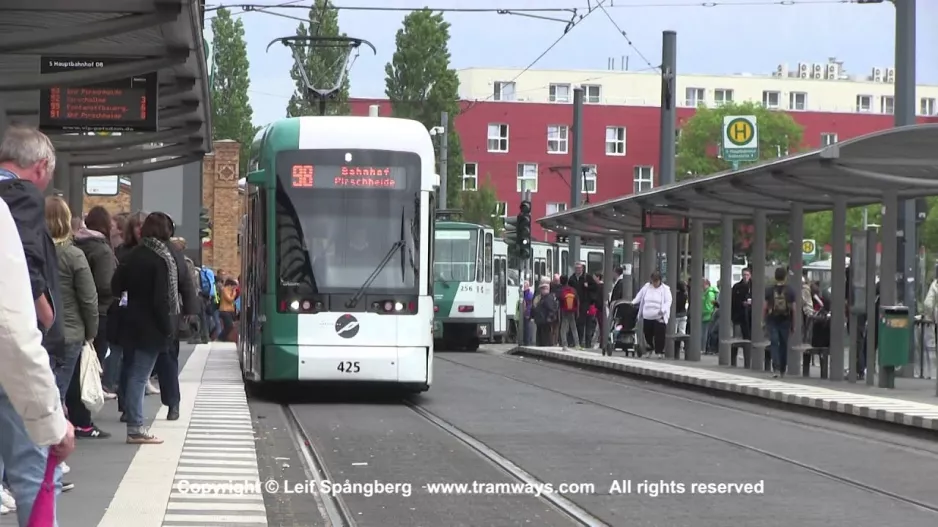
[26,453,57,527]
[80,341,105,415]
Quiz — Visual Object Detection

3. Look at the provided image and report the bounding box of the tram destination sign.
[39,56,158,133]
[641,209,689,233]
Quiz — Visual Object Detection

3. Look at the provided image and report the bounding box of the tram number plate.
[337,361,360,373]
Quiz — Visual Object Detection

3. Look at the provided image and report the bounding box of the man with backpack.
[764,266,797,378]
[197,266,216,343]
[558,275,580,350]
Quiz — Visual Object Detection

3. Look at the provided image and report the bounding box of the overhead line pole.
[569,86,584,272]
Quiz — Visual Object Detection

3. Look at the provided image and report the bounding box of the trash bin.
[878,305,911,368]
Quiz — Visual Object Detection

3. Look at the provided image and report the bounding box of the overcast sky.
[204,0,938,126]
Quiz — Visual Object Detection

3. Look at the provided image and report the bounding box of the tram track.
[437,354,938,516]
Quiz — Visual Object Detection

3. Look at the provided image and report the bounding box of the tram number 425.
[337,361,360,373]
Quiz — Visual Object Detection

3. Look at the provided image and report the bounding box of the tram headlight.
[384,301,394,312]
[290,300,300,311]
[301,300,312,311]
[394,302,404,312]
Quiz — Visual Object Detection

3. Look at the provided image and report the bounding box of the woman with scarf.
[111,212,179,444]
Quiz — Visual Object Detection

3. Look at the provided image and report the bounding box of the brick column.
[201,140,241,274]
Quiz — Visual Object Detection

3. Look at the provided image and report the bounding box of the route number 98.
[337,361,360,373]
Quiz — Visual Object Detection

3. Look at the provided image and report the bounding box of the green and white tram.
[432,221,494,350]
[238,115,436,392]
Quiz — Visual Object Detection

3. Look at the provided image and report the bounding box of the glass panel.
[484,232,493,283]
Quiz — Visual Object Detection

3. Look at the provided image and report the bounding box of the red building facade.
[349,98,938,240]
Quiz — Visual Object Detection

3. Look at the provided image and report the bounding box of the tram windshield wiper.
[346,240,406,309]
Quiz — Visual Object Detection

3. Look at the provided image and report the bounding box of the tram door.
[493,256,508,337]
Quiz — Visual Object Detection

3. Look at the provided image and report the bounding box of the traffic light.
[503,216,518,247]
[517,199,532,260]
[199,207,212,240]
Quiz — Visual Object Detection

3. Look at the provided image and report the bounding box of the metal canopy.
[539,124,938,236]
[0,0,212,173]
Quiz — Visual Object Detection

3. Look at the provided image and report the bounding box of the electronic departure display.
[641,210,689,232]
[289,165,405,190]
[38,56,158,133]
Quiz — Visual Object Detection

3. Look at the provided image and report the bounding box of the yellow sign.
[802,239,816,255]
[726,118,754,146]
[884,318,909,329]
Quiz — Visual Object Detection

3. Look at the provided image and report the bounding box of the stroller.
[606,301,639,356]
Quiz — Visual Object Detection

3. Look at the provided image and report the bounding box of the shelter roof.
[539,124,938,237]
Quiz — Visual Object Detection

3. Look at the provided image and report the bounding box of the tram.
[238,116,436,392]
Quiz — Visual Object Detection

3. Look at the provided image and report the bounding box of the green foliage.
[676,102,805,261]
[210,8,255,173]
[803,205,881,249]
[384,9,463,206]
[286,1,351,117]
[458,175,503,234]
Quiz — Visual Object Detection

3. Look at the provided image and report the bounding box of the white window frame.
[581,164,597,194]
[633,166,654,193]
[487,123,509,153]
[462,162,478,191]
[881,95,894,115]
[546,202,567,216]
[548,83,571,103]
[714,89,734,106]
[547,125,568,154]
[494,201,508,220]
[821,133,838,146]
[684,87,705,107]
[493,81,515,101]
[605,126,626,156]
[762,91,781,109]
[516,163,538,193]
[856,95,872,112]
[583,84,602,103]
[789,91,807,111]
[920,97,936,116]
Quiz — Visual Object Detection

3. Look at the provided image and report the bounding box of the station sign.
[641,210,689,233]
[721,115,759,162]
[802,238,817,262]
[39,56,158,133]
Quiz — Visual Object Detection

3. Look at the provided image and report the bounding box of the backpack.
[560,288,577,313]
[199,267,215,297]
[185,257,199,291]
[770,285,790,317]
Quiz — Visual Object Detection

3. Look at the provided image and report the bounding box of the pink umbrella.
[26,453,57,527]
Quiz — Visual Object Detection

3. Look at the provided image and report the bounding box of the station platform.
[514,346,938,432]
[0,343,265,527]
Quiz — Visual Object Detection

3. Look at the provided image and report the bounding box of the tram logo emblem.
[335,314,360,338]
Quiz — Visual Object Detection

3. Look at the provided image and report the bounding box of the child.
[558,275,580,350]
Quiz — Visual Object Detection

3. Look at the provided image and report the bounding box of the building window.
[633,166,654,193]
[516,163,538,193]
[487,123,508,152]
[605,126,626,156]
[821,133,838,146]
[581,164,597,194]
[881,95,894,114]
[494,201,508,220]
[546,202,567,216]
[493,81,515,101]
[789,91,807,111]
[856,95,872,112]
[547,125,568,154]
[685,87,705,107]
[583,84,602,103]
[762,91,780,109]
[714,89,734,106]
[549,83,571,103]
[462,162,477,191]
[920,97,936,116]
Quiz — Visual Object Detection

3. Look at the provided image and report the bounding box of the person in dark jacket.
[74,206,118,396]
[111,213,179,444]
[531,282,559,346]
[0,125,66,366]
[610,266,625,304]
[568,262,596,347]
[731,268,753,340]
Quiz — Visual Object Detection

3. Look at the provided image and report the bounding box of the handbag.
[80,341,105,414]
[26,453,57,527]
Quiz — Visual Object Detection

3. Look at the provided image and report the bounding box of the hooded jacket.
[701,285,719,322]
[73,227,117,315]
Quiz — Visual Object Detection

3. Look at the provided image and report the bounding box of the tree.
[676,101,804,261]
[385,9,463,207]
[286,1,351,117]
[210,8,255,173]
[459,176,503,234]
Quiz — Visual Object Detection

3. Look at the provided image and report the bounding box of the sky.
[203,0,938,127]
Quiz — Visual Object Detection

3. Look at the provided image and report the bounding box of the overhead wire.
[596,3,659,73]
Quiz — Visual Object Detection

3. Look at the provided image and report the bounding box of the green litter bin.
[878,305,911,368]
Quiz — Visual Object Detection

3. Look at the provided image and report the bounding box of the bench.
[796,344,830,379]
[724,338,752,368]
[665,333,690,359]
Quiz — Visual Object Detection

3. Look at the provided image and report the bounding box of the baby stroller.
[606,300,639,356]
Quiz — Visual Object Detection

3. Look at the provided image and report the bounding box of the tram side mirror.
[246,170,266,186]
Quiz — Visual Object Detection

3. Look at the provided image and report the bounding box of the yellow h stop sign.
[802,239,816,255]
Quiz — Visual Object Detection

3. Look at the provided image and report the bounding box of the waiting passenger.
[632,270,672,358]
[765,267,797,378]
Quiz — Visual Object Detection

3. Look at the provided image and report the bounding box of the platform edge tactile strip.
[516,346,938,431]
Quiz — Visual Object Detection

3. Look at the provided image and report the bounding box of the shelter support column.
[666,232,679,358]
[880,189,899,388]
[0,100,8,138]
[622,234,634,299]
[829,197,848,381]
[718,215,733,366]
[53,154,70,198]
[603,237,615,354]
[688,219,704,361]
[750,210,767,371]
[788,204,805,376]
[642,233,656,280]
[68,164,84,218]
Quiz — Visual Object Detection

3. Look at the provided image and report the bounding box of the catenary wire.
[596,3,659,73]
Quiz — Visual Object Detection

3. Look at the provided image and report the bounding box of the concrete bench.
[665,333,690,359]
[724,338,752,368]
[797,344,830,379]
